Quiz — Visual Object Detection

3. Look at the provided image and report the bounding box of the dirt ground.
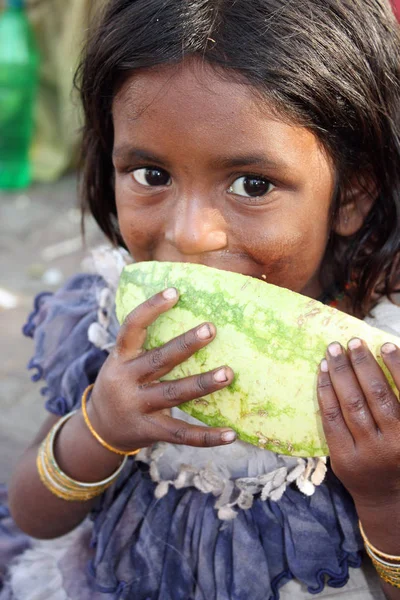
[0,174,105,483]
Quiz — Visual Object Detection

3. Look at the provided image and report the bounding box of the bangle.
[37,411,128,502]
[81,384,141,457]
[359,521,400,562]
[359,520,400,589]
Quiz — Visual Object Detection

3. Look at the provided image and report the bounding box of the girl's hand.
[317,339,400,508]
[87,288,236,452]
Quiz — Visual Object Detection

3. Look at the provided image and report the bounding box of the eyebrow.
[213,154,287,171]
[112,147,170,167]
[112,146,288,171]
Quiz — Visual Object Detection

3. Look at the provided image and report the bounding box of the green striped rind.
[116,262,400,457]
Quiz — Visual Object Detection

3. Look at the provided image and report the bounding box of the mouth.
[149,254,269,282]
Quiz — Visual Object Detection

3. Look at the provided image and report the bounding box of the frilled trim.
[45,396,70,416]
[138,444,327,520]
[26,358,43,383]
[310,554,362,594]
[22,275,109,416]
[22,292,52,339]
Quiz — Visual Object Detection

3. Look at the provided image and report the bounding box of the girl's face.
[112,61,336,299]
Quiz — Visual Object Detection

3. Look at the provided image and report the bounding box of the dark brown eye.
[229,176,274,198]
[132,167,171,187]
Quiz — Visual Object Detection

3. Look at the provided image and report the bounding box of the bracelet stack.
[37,410,128,502]
[359,520,400,589]
[37,383,142,502]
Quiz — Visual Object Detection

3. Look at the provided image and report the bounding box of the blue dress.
[0,268,374,600]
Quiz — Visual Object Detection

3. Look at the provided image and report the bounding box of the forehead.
[112,60,329,171]
[114,61,265,124]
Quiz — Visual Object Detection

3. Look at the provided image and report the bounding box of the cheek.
[244,215,330,287]
[246,214,328,259]
[115,196,160,259]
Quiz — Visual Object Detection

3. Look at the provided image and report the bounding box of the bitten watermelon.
[116,262,400,457]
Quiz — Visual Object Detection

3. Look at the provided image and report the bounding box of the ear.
[333,174,377,237]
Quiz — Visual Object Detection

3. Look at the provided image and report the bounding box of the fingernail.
[381,342,397,355]
[320,359,329,373]
[214,368,228,383]
[328,342,342,357]
[221,430,236,443]
[197,324,212,340]
[163,288,178,300]
[348,338,362,351]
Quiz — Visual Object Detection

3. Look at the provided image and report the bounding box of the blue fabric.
[0,274,364,599]
[87,464,362,600]
[22,274,108,416]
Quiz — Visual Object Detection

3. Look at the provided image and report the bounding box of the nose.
[165,196,228,255]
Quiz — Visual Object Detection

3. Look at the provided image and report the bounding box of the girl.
[1,0,400,598]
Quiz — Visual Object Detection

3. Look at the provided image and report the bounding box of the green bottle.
[0,0,39,190]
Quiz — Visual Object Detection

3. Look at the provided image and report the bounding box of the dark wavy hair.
[76,0,400,318]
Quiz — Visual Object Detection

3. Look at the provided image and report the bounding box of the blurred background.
[0,0,400,485]
[0,0,108,482]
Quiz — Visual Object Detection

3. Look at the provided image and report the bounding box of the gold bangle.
[37,445,103,502]
[372,566,400,589]
[36,411,128,502]
[368,557,400,578]
[376,573,400,590]
[41,430,114,500]
[81,384,141,457]
[366,547,400,571]
[360,520,400,589]
[359,521,400,562]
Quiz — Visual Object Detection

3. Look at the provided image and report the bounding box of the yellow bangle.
[360,520,400,589]
[81,384,141,457]
[36,411,128,502]
[359,520,400,562]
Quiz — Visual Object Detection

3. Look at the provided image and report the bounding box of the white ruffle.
[137,442,327,519]
[84,245,131,352]
[81,245,131,292]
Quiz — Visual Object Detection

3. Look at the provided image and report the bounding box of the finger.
[347,338,400,430]
[317,360,354,451]
[138,366,234,412]
[144,413,237,447]
[381,342,400,391]
[133,322,217,383]
[325,342,377,439]
[115,288,179,360]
